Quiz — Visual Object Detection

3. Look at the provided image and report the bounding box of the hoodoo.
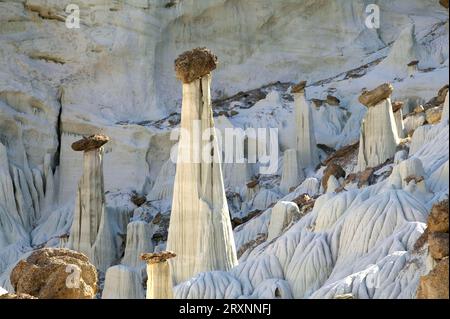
[67,134,109,261]
[356,83,399,171]
[292,81,319,171]
[407,60,419,77]
[142,251,176,299]
[167,48,238,285]
[392,101,405,138]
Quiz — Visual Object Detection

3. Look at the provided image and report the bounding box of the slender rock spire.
[280,149,303,194]
[407,60,419,77]
[392,101,405,138]
[292,81,319,171]
[67,134,109,261]
[167,48,238,285]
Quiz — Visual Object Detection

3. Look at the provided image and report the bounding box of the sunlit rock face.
[1,0,448,196]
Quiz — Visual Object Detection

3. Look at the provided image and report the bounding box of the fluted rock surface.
[356,93,399,171]
[67,147,106,262]
[294,86,319,170]
[280,149,303,195]
[167,49,238,285]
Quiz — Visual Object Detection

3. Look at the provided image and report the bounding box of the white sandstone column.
[392,101,405,138]
[167,48,238,285]
[280,149,303,194]
[67,134,109,261]
[292,81,319,171]
[267,201,300,241]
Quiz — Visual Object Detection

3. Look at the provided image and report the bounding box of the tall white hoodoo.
[292,81,319,171]
[67,134,109,263]
[167,48,238,285]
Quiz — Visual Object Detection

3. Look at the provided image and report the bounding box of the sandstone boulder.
[428,232,449,260]
[417,257,449,299]
[425,107,442,124]
[428,200,449,233]
[10,248,98,299]
[425,84,449,108]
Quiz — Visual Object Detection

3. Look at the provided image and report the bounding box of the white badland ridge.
[0,0,449,298]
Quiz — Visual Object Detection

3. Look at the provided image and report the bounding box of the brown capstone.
[326,95,340,106]
[174,47,218,84]
[404,175,424,184]
[311,98,325,108]
[291,81,307,94]
[131,194,146,207]
[246,179,259,189]
[141,251,176,264]
[358,83,394,107]
[392,101,404,113]
[71,134,109,152]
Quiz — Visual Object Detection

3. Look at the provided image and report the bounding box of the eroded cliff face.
[0,0,449,299]
[1,0,448,194]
